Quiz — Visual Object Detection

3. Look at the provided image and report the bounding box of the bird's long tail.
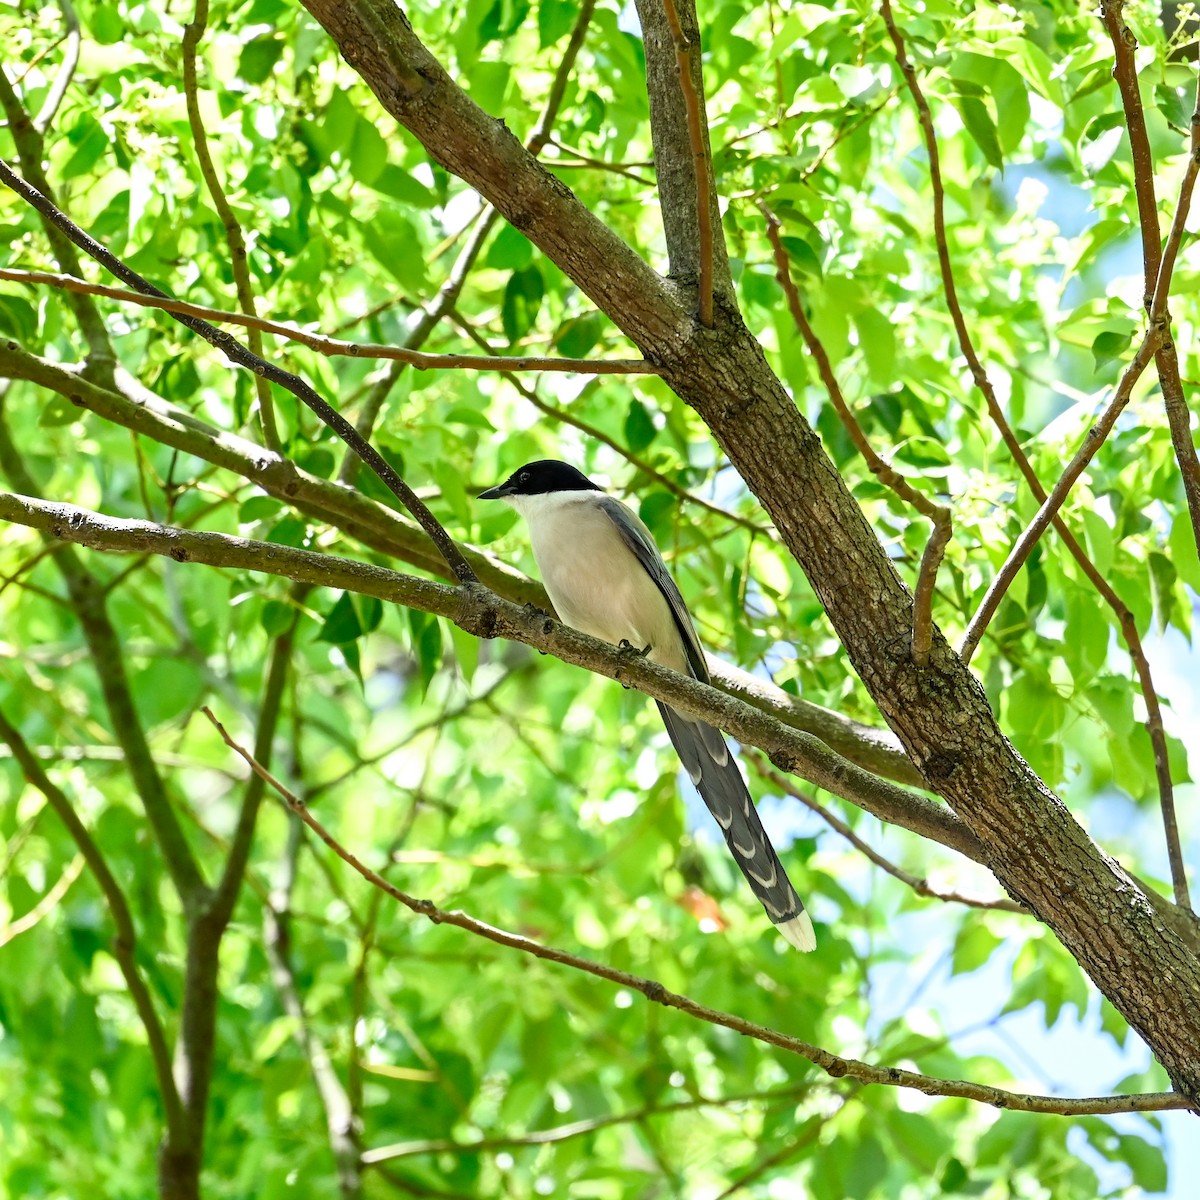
[657,702,815,951]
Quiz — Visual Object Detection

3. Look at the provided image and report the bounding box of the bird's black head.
[479,459,602,500]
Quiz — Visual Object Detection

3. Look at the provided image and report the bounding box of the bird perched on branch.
[479,459,815,951]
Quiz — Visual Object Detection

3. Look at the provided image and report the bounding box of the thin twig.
[339,0,600,483]
[0,268,655,376]
[960,329,1164,661]
[660,0,714,326]
[32,0,80,134]
[364,1081,814,1164]
[0,707,185,1139]
[760,202,950,665]
[266,820,362,1197]
[1098,1,1200,911]
[182,0,281,450]
[449,308,771,533]
[200,705,1191,1118]
[881,0,1188,908]
[0,162,478,583]
[0,853,84,946]
[756,760,1026,913]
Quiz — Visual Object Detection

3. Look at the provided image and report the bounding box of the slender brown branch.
[756,760,1026,913]
[760,202,950,665]
[961,329,1164,661]
[363,1081,815,1164]
[266,820,362,1197]
[1100,1,1164,295]
[1097,5,1199,911]
[660,0,713,325]
[202,706,1192,1119]
[0,268,654,377]
[1100,2,1200,577]
[0,706,185,1140]
[0,160,478,584]
[340,0,600,481]
[449,309,771,533]
[879,0,1187,908]
[0,408,210,912]
[182,0,280,450]
[32,0,80,134]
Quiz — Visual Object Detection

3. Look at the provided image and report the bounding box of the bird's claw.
[618,639,652,658]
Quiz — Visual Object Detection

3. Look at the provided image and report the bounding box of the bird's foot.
[618,638,652,658]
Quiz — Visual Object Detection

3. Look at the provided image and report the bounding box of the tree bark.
[300,0,1200,1103]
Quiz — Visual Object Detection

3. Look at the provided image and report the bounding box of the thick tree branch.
[203,708,1196,1120]
[0,158,477,584]
[3,487,1196,953]
[0,341,926,788]
[0,490,982,861]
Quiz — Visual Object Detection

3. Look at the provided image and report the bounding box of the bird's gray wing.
[597,495,708,682]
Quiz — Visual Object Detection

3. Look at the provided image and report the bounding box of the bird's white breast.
[508,490,690,675]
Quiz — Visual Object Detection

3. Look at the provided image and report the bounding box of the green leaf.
[553,312,605,357]
[501,265,544,343]
[1091,329,1132,371]
[954,95,1004,169]
[624,399,656,451]
[537,0,576,47]
[238,36,284,85]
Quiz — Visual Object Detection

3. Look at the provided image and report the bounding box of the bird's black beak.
[478,482,512,500]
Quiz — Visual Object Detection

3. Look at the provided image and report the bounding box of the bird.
[479,459,815,952]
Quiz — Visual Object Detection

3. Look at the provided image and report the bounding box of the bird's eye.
[519,471,530,484]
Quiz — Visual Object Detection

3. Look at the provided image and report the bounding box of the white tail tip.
[777,911,816,952]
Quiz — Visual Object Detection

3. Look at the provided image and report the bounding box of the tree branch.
[657,0,714,325]
[754,759,1026,913]
[182,0,281,450]
[0,158,478,584]
[0,268,654,376]
[0,489,983,861]
[266,820,362,1197]
[32,0,80,134]
[960,328,1163,661]
[0,339,535,598]
[362,1081,815,1164]
[0,66,115,379]
[202,707,1195,1120]
[878,0,1189,911]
